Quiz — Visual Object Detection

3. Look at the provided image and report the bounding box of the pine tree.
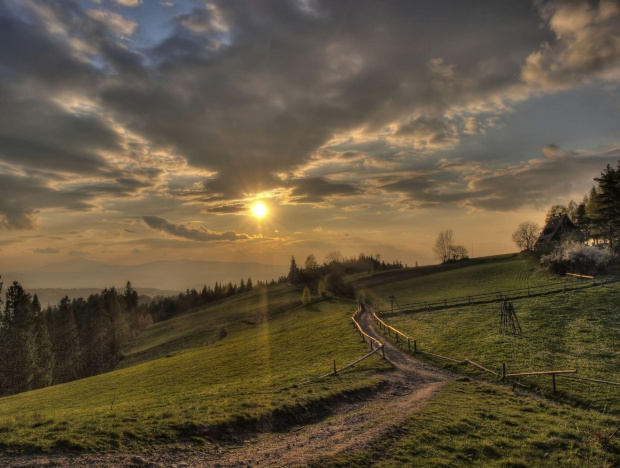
[1,282,37,395]
[288,256,300,283]
[31,294,54,389]
[50,297,82,384]
[594,164,620,250]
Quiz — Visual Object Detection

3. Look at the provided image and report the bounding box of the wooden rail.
[352,309,383,351]
[566,272,595,279]
[504,369,577,377]
[372,310,416,351]
[379,278,615,315]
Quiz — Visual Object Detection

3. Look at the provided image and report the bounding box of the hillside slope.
[0,297,389,452]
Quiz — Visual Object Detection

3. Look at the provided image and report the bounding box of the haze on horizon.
[1,0,620,278]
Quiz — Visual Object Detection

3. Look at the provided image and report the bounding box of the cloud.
[289,177,361,203]
[522,0,620,88]
[113,0,142,7]
[203,203,248,214]
[141,216,250,241]
[33,248,60,254]
[392,117,459,149]
[465,145,619,211]
[68,250,87,256]
[86,10,138,38]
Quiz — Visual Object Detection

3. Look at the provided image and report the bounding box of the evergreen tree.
[1,282,36,395]
[594,164,620,250]
[31,294,54,389]
[123,281,139,312]
[50,297,82,384]
[288,256,300,283]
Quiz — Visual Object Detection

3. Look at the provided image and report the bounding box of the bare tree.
[451,245,469,261]
[433,230,454,263]
[512,221,540,251]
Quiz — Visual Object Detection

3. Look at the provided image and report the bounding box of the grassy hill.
[323,379,620,467]
[370,255,620,411]
[367,253,561,309]
[120,284,304,368]
[0,296,389,452]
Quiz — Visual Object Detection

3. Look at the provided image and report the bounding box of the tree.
[301,287,312,305]
[31,294,54,389]
[594,164,620,250]
[50,297,82,383]
[1,282,37,395]
[305,254,318,272]
[433,230,454,263]
[450,245,469,261]
[123,281,139,312]
[324,251,343,265]
[512,221,540,251]
[288,256,300,283]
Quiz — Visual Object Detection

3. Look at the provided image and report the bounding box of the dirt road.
[1,308,452,467]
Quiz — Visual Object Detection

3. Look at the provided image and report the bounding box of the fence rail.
[379,277,610,315]
[370,305,620,396]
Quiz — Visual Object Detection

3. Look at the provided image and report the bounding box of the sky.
[1,0,620,274]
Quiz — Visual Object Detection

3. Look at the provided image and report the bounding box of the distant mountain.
[28,287,181,308]
[4,259,286,291]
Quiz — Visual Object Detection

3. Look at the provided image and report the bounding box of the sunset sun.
[252,202,268,218]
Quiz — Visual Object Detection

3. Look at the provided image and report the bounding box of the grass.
[321,380,620,467]
[0,298,390,452]
[121,284,305,367]
[370,255,620,410]
[369,254,560,309]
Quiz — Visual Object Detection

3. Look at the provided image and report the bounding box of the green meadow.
[371,256,620,410]
[322,380,620,467]
[0,298,388,452]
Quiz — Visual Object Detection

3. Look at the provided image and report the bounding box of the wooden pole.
[333,360,337,376]
[408,337,410,351]
[414,340,417,353]
[552,373,556,394]
[502,363,506,382]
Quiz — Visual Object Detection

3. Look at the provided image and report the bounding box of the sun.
[252,202,268,218]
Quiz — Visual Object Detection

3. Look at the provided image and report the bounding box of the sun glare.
[252,202,267,218]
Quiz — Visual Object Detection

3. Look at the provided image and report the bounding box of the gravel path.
[1,308,452,467]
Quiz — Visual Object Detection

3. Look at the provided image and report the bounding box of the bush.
[541,242,612,276]
[301,287,312,305]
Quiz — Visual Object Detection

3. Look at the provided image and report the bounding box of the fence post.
[552,373,556,394]
[414,339,417,353]
[502,362,506,382]
[333,360,337,376]
[408,337,411,352]
[381,346,385,358]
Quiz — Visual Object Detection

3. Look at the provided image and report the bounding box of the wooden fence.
[371,305,620,395]
[379,277,611,315]
[301,306,384,384]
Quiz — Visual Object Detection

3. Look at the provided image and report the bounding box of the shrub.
[301,287,312,305]
[541,242,612,275]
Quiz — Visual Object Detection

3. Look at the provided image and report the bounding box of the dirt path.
[1,309,452,468]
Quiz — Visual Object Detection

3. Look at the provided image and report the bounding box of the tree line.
[512,160,620,253]
[287,251,405,296]
[545,161,620,251]
[0,279,149,396]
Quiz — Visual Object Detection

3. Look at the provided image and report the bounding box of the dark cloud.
[203,203,248,214]
[33,248,60,254]
[289,177,361,203]
[68,250,87,256]
[380,177,490,207]
[141,216,250,241]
